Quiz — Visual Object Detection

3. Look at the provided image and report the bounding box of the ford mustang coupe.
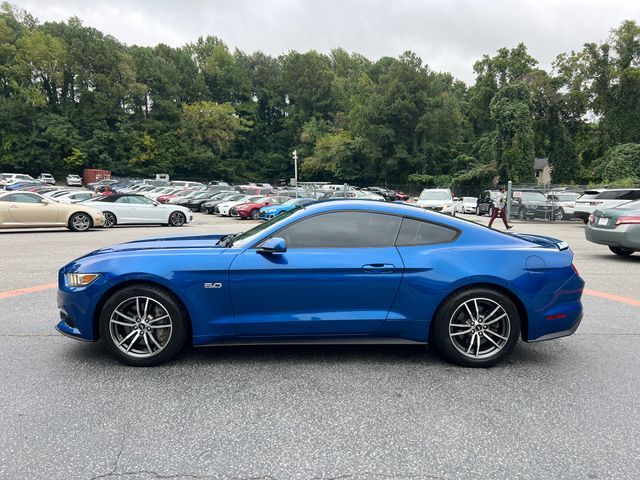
[56,201,584,367]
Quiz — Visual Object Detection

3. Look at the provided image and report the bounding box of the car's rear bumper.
[585,223,640,250]
[526,272,585,342]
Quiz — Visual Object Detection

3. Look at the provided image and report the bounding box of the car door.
[129,196,165,222]
[6,193,60,225]
[229,211,404,336]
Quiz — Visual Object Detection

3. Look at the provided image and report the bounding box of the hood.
[81,233,228,258]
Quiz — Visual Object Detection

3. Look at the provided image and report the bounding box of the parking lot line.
[0,282,57,300]
[583,289,640,308]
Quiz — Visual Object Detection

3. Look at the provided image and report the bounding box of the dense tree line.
[0,3,639,187]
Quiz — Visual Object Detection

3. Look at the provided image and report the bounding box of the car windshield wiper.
[217,233,238,248]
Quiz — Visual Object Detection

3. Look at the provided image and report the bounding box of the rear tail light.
[588,214,595,224]
[616,216,640,225]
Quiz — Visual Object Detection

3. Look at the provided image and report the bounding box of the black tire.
[98,284,188,367]
[103,211,116,228]
[518,207,526,220]
[476,206,481,216]
[432,287,521,368]
[250,209,260,220]
[582,218,589,225]
[487,206,494,217]
[68,212,93,232]
[554,208,564,221]
[609,246,634,256]
[169,211,186,227]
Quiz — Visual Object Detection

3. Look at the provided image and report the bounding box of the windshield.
[419,190,451,201]
[521,192,547,202]
[227,206,303,249]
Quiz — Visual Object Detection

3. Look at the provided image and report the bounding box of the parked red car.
[157,189,192,204]
[232,196,291,219]
[395,191,410,201]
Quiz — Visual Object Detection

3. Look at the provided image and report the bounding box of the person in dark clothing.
[488,186,513,229]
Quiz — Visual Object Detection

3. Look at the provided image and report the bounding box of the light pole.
[292,150,298,198]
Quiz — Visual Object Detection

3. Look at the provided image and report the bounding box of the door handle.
[362,263,396,273]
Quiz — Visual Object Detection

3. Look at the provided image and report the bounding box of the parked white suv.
[574,189,640,224]
[38,173,55,185]
[416,188,456,216]
[66,174,83,186]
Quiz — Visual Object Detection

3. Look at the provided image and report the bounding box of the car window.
[9,193,43,203]
[129,196,153,204]
[115,197,131,204]
[596,190,632,200]
[0,194,16,202]
[396,218,458,246]
[275,212,402,249]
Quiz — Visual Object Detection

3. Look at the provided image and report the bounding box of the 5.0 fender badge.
[204,282,223,289]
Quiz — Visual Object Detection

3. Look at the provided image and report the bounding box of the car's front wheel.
[432,287,520,367]
[68,212,93,232]
[250,209,260,220]
[609,246,634,256]
[475,206,481,216]
[169,211,186,226]
[99,285,188,366]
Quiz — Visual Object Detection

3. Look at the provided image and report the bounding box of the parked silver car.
[585,199,640,256]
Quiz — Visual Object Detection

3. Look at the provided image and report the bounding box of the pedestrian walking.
[488,186,513,229]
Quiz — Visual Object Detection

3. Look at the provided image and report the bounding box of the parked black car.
[511,191,565,220]
[364,186,397,201]
[475,190,500,215]
[188,191,235,212]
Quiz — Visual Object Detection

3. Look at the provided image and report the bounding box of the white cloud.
[15,0,640,83]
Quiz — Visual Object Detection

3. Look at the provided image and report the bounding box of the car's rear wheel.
[169,211,186,226]
[518,207,526,220]
[554,208,564,221]
[103,211,116,228]
[488,206,494,217]
[609,246,634,256]
[99,285,187,366]
[475,206,481,216]
[68,212,93,232]
[432,288,520,367]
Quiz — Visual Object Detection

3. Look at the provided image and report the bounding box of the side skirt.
[196,337,428,348]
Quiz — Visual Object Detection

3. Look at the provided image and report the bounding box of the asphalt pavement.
[0,212,639,479]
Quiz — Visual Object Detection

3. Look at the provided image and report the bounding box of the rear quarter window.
[396,218,458,246]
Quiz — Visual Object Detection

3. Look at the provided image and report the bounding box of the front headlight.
[65,273,100,287]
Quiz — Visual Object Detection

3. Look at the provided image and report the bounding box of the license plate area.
[597,217,609,226]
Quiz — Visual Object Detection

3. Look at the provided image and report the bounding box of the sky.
[15,0,640,84]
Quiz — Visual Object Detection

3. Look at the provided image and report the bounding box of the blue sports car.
[56,200,584,367]
[259,197,316,219]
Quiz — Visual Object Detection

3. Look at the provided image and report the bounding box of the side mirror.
[257,237,287,254]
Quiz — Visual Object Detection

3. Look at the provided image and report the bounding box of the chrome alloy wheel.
[72,213,91,231]
[109,296,173,358]
[448,298,510,359]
